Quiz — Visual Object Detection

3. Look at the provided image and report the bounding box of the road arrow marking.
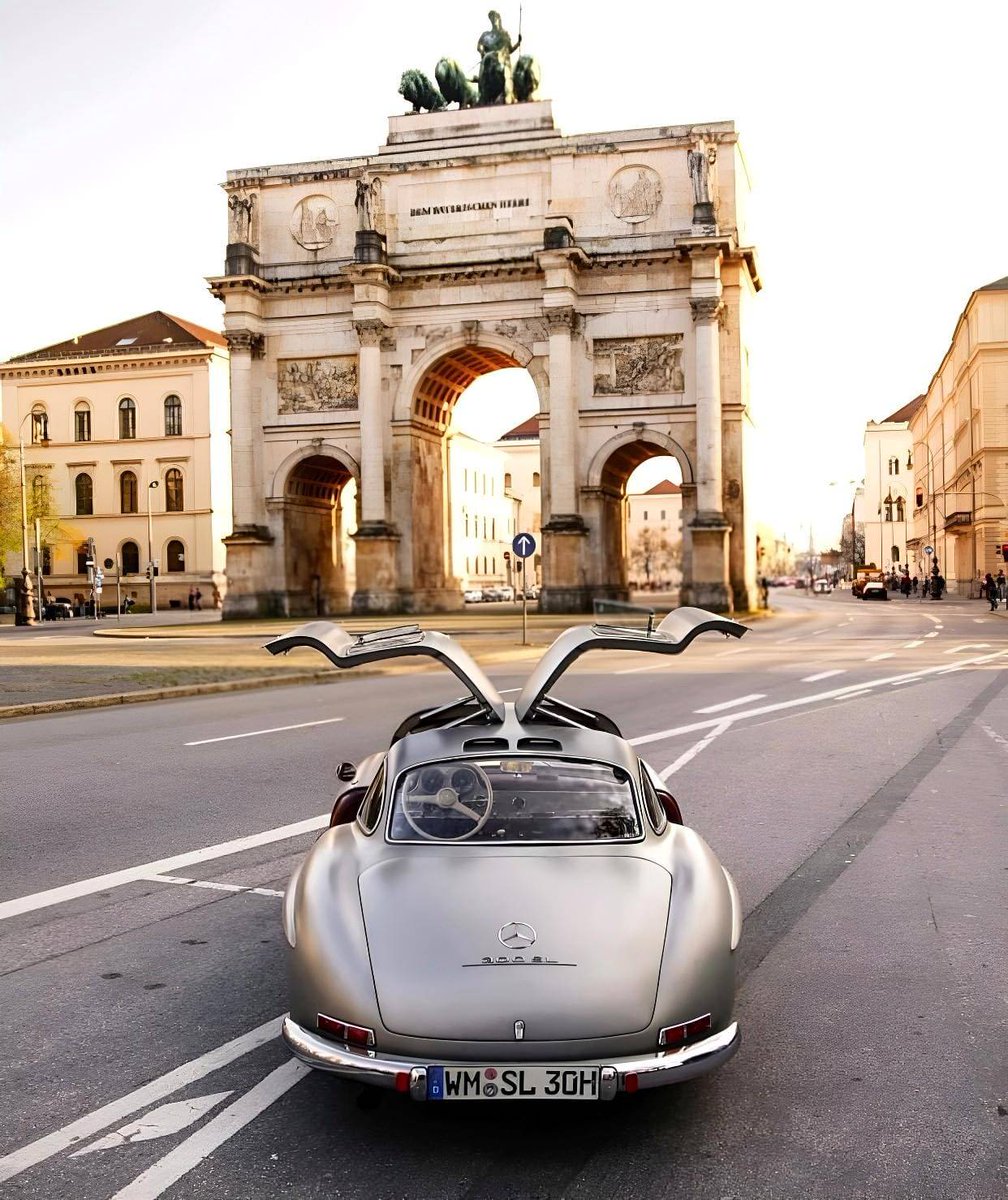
[69,1093,233,1157]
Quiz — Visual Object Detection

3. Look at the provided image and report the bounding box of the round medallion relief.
[607,165,662,224]
[290,195,338,250]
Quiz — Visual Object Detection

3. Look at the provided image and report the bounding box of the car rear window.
[388,758,642,844]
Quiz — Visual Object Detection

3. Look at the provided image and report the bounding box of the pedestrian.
[195,587,203,611]
[997,568,1006,607]
[188,586,196,611]
[760,576,770,609]
[922,576,930,599]
[912,575,919,595]
[900,572,911,598]
[984,572,998,612]
[934,573,945,600]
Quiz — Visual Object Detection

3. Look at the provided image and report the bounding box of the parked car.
[462,589,483,603]
[43,596,74,619]
[812,578,832,593]
[861,576,889,601]
[266,608,747,1101]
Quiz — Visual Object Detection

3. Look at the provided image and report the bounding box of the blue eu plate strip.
[426,1065,444,1101]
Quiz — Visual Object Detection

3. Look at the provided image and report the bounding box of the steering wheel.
[402,763,494,841]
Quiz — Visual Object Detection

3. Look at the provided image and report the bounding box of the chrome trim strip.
[282,1016,740,1098]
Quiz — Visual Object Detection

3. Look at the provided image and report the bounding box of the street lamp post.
[14,411,48,626]
[147,479,160,614]
[908,443,937,577]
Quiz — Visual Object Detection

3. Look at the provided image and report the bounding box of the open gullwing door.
[515,606,748,723]
[265,621,506,722]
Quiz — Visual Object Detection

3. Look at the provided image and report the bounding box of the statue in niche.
[686,143,715,211]
[355,173,382,232]
[228,191,256,245]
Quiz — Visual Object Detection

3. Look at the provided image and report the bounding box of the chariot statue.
[399,9,541,113]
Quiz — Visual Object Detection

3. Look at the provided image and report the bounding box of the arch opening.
[405,349,542,605]
[284,454,356,615]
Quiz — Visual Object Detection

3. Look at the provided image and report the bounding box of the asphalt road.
[1,591,1005,1198]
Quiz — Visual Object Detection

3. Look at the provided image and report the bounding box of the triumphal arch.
[211,33,760,615]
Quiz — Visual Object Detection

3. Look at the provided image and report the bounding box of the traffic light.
[1002,543,1008,561]
[503,551,510,561]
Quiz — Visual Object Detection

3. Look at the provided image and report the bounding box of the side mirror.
[655,789,683,825]
[336,762,356,783]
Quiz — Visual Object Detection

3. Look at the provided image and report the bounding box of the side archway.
[278,450,358,615]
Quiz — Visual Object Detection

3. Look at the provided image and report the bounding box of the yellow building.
[907,277,1008,594]
[1,313,231,614]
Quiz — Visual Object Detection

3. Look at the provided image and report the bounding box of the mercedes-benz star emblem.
[498,921,537,950]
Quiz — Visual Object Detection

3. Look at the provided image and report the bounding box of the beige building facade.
[907,277,1008,593]
[626,480,683,589]
[211,100,760,616]
[861,397,920,577]
[1,313,231,613]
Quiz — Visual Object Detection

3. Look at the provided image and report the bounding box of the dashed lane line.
[0,1016,284,1184]
[185,717,344,746]
[944,643,991,654]
[867,653,895,662]
[903,640,924,648]
[694,693,766,714]
[801,669,846,683]
[0,816,327,922]
[145,874,284,899]
[925,631,939,638]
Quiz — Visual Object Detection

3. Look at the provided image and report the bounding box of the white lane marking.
[924,615,942,625]
[974,618,987,623]
[925,631,939,638]
[658,722,731,781]
[801,669,845,683]
[867,653,895,661]
[807,628,829,637]
[0,817,326,922]
[694,693,766,714]
[110,1060,310,1200]
[714,645,748,657]
[615,661,667,675]
[835,622,849,628]
[185,717,343,746]
[903,640,924,649]
[628,651,1008,748]
[146,874,284,899]
[69,1093,233,1157]
[944,643,991,654]
[980,723,1008,752]
[0,1016,282,1183]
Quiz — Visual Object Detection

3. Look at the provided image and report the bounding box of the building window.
[75,472,93,516]
[31,474,46,513]
[119,397,136,439]
[166,539,185,572]
[532,471,540,487]
[643,510,648,521]
[891,546,900,563]
[164,394,182,437]
[77,545,89,574]
[884,500,893,522]
[661,510,666,520]
[41,545,52,575]
[916,490,924,508]
[121,540,140,574]
[74,403,91,442]
[165,468,184,512]
[464,512,469,536]
[31,407,49,443]
[120,470,138,514]
[888,456,900,475]
[504,472,512,490]
[896,497,905,521]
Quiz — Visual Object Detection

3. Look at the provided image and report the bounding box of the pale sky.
[2,0,1005,548]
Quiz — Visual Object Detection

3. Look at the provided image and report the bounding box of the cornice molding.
[689,296,725,323]
[224,330,265,357]
[353,319,387,347]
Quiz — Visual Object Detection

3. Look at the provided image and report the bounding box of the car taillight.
[317,1013,375,1049]
[658,1012,711,1048]
[655,789,683,824]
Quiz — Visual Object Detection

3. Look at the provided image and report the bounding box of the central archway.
[397,340,544,609]
[283,454,355,615]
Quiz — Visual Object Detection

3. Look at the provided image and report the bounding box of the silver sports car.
[267,606,747,1101]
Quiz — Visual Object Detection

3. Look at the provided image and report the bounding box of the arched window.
[31,474,46,513]
[166,539,186,572]
[884,500,893,522]
[896,497,905,521]
[74,402,91,442]
[31,406,49,444]
[41,545,52,575]
[120,470,138,514]
[888,456,900,475]
[118,397,136,439]
[121,541,140,574]
[165,468,184,512]
[164,394,182,437]
[891,546,900,563]
[504,472,512,490]
[77,544,90,574]
[532,471,541,487]
[75,472,93,516]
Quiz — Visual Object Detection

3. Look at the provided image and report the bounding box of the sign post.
[512,533,536,646]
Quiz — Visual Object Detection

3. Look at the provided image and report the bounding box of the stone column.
[539,306,589,611]
[222,330,275,618]
[351,318,399,612]
[684,295,731,612]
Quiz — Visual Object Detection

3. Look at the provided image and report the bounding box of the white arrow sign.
[69,1092,233,1157]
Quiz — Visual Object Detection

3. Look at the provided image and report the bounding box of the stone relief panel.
[593,335,684,395]
[278,357,358,413]
[289,195,338,251]
[607,166,663,224]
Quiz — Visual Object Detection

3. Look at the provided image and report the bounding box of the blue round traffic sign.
[512,533,536,559]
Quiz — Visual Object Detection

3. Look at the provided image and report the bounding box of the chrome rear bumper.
[282,1016,739,1099]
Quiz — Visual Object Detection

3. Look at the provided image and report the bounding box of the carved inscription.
[278,357,357,413]
[593,335,684,395]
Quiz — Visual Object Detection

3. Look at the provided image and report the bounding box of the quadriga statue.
[513,54,540,102]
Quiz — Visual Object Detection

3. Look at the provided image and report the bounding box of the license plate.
[426,1065,601,1100]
